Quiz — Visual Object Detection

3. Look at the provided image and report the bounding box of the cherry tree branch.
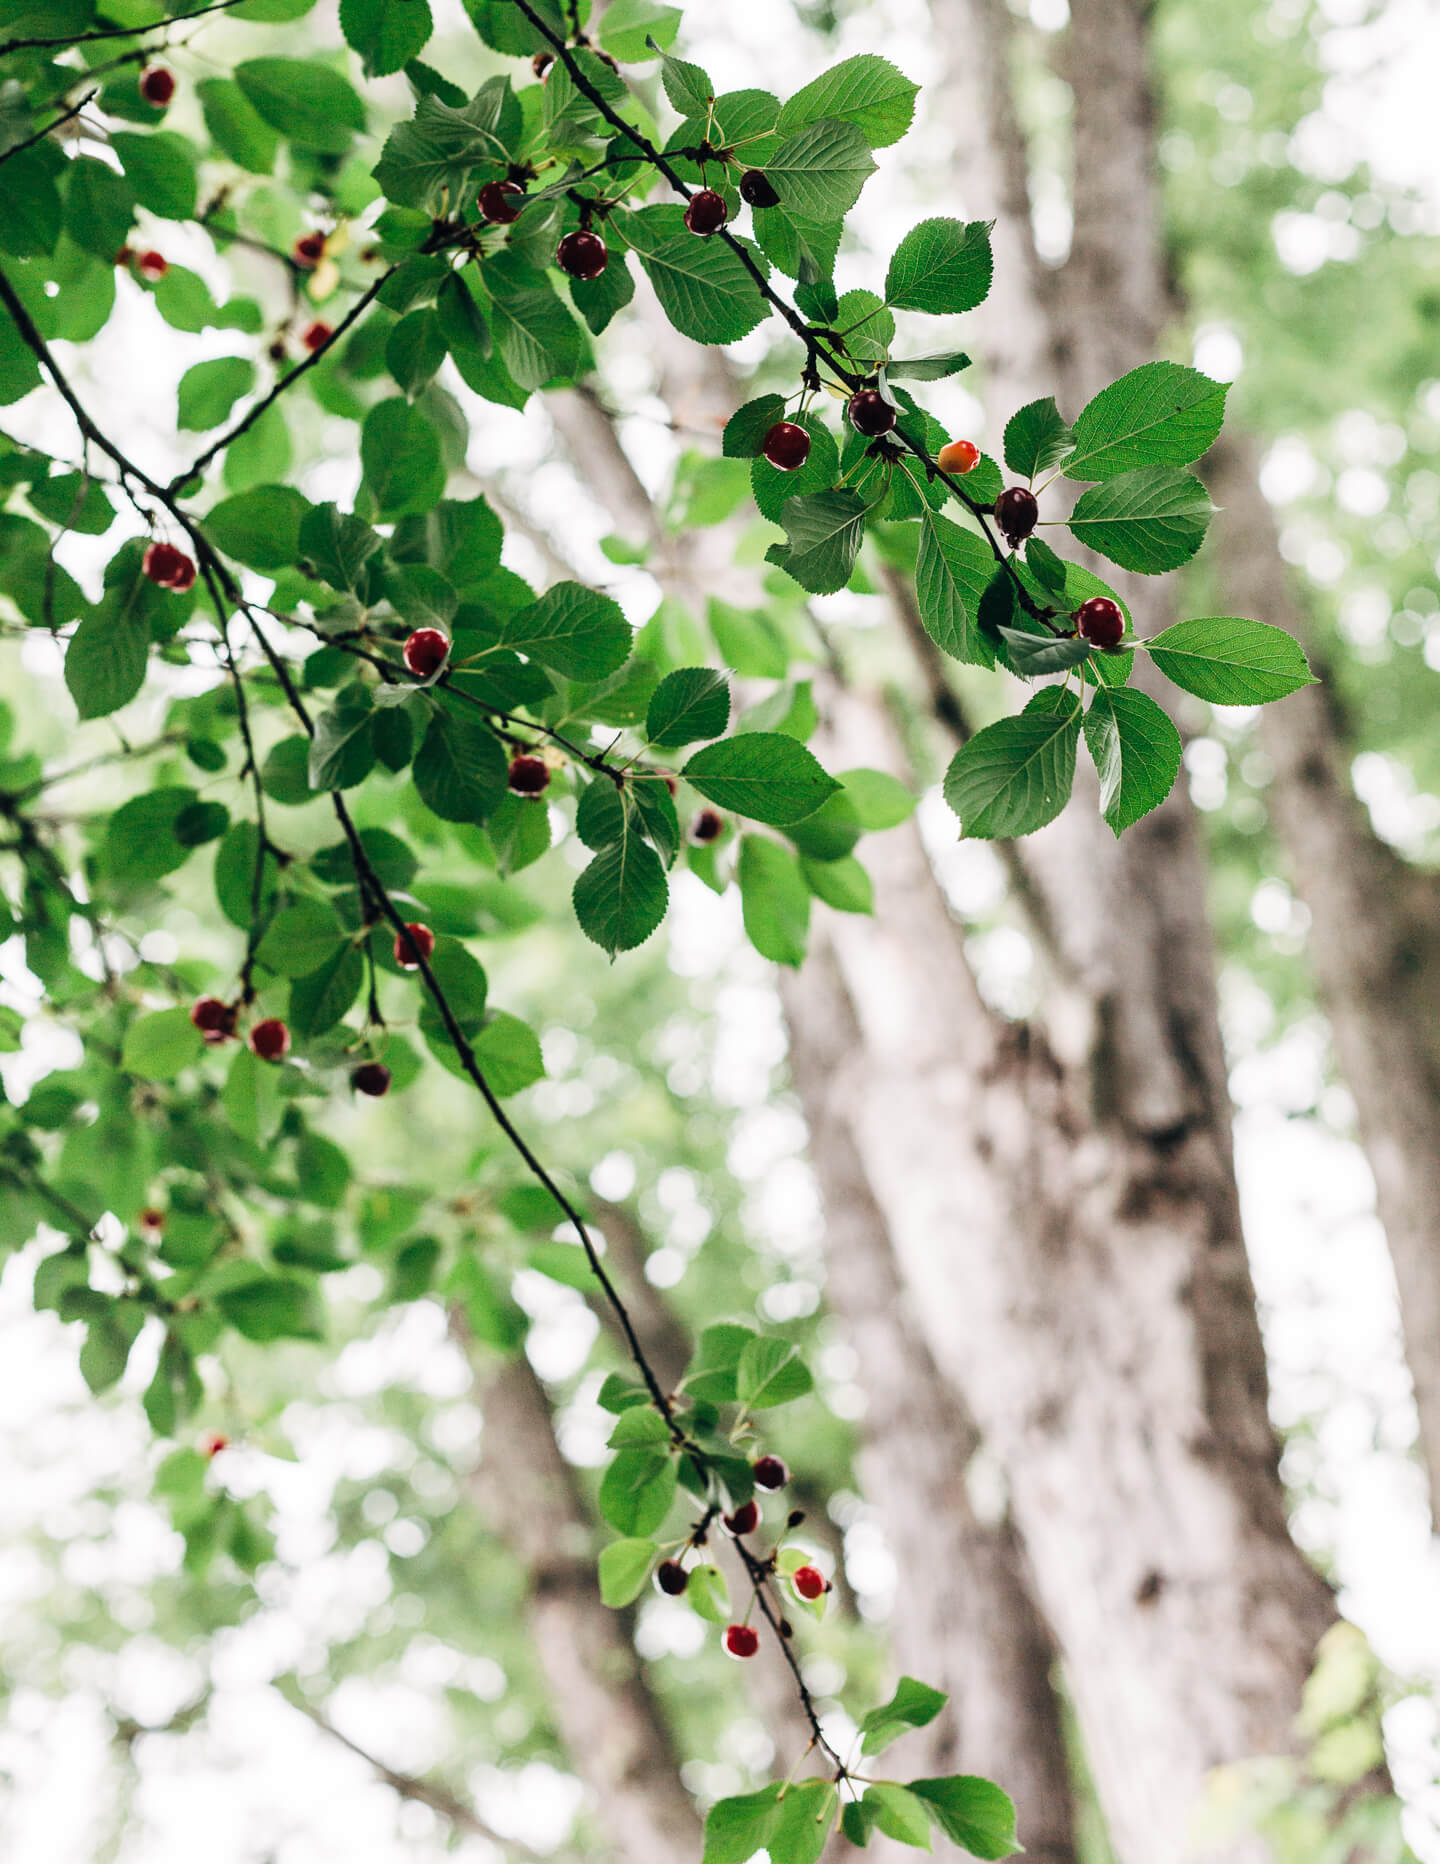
[0,0,247,56]
[0,90,96,166]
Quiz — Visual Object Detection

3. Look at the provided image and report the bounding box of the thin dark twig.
[0,90,96,166]
[0,0,246,56]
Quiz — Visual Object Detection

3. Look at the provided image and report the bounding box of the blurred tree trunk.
[463,1342,701,1864]
[779,950,1079,1863]
[1207,433,1440,1523]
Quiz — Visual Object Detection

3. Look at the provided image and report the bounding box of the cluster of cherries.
[651,1452,832,1660]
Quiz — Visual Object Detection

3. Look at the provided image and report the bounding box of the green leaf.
[886,351,971,382]
[502,582,631,680]
[863,1786,931,1850]
[802,853,873,914]
[217,1275,323,1343]
[0,150,59,257]
[770,489,867,596]
[600,0,680,59]
[102,787,199,884]
[206,484,308,571]
[736,1334,812,1409]
[385,307,446,397]
[598,1537,656,1608]
[1082,687,1182,834]
[841,768,915,829]
[702,1787,784,1864]
[373,89,513,211]
[647,668,730,746]
[63,157,135,261]
[860,1678,949,1755]
[197,77,280,173]
[997,626,1093,678]
[255,899,344,977]
[361,399,446,519]
[885,218,993,315]
[1065,362,1228,481]
[177,356,255,432]
[468,1012,544,1097]
[573,835,668,956]
[684,734,839,827]
[214,819,279,927]
[765,117,876,222]
[943,688,1082,839]
[625,210,769,346]
[288,941,364,1036]
[64,609,148,720]
[1066,467,1213,575]
[234,57,367,153]
[308,687,376,791]
[482,249,588,392]
[122,1008,204,1081]
[723,394,788,460]
[777,53,918,148]
[654,44,712,117]
[915,509,996,667]
[340,0,432,75]
[598,1450,677,1536]
[738,836,809,967]
[298,502,381,593]
[785,791,862,862]
[1145,616,1314,705]
[1003,397,1074,481]
[685,1561,728,1622]
[907,1778,1019,1860]
[109,131,198,221]
[771,1782,839,1864]
[607,1406,670,1448]
[412,701,508,822]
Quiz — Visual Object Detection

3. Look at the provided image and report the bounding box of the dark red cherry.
[723,1623,760,1659]
[557,230,608,280]
[143,541,196,590]
[250,1018,291,1062]
[508,754,551,796]
[190,996,237,1043]
[201,1431,229,1458]
[300,320,332,353]
[762,421,811,472]
[293,232,326,269]
[479,179,526,224]
[752,1455,789,1491]
[352,1063,392,1097]
[849,389,897,437]
[138,66,175,107]
[403,628,450,679]
[995,486,1039,548]
[688,809,725,846]
[655,1560,689,1596]
[1075,596,1125,649]
[684,189,728,236]
[394,923,435,971]
[136,249,168,281]
[723,1499,760,1537]
[738,169,780,209]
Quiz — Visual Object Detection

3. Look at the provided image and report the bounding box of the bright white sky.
[2,0,1439,1858]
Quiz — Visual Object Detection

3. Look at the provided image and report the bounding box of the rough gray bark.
[1208,431,1440,1520]
[464,1342,701,1864]
[780,949,1078,1863]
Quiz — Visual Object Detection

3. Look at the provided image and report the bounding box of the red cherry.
[143,541,196,592]
[250,1018,291,1062]
[688,809,725,846]
[995,486,1039,548]
[762,421,811,472]
[739,169,779,209]
[508,754,550,796]
[200,1431,229,1458]
[300,320,333,353]
[752,1454,789,1491]
[139,1208,165,1230]
[1075,596,1125,649]
[655,1560,689,1596]
[190,995,237,1043]
[723,1499,760,1537]
[684,189,728,236]
[792,1564,826,1601]
[938,438,981,475]
[138,65,175,107]
[403,628,450,679]
[293,232,326,269]
[557,229,608,280]
[352,1062,392,1097]
[136,250,168,281]
[394,922,435,971]
[723,1623,760,1659]
[849,389,897,438]
[479,179,526,224]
